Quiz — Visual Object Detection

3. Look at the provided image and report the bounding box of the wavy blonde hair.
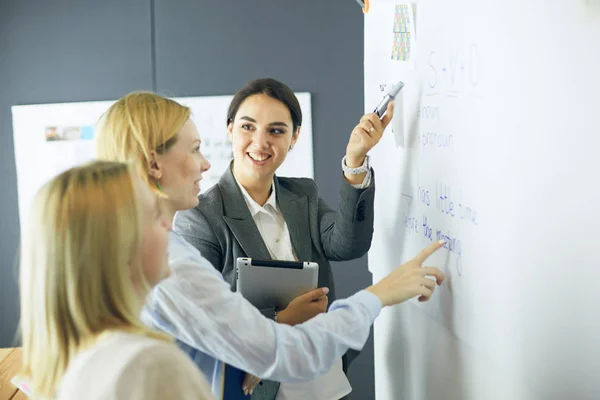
[95,91,191,194]
[19,161,166,398]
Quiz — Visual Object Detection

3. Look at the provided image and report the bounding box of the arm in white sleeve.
[143,233,382,383]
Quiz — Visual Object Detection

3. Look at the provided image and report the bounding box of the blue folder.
[222,364,251,400]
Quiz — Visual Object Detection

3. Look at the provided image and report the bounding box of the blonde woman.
[96,92,445,399]
[18,161,214,399]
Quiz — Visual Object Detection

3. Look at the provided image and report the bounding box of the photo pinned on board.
[45,125,94,142]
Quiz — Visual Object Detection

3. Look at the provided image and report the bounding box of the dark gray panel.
[0,0,153,347]
[154,1,372,398]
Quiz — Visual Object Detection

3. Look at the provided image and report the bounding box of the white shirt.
[141,231,382,398]
[57,331,214,400]
[235,179,352,400]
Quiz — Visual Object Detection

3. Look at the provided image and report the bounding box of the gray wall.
[0,0,154,344]
[0,1,373,398]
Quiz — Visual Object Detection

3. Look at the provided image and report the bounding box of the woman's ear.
[148,150,162,180]
[227,122,234,142]
[290,126,301,149]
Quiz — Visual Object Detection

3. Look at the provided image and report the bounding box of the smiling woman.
[95,92,212,223]
[174,77,395,400]
[228,92,301,206]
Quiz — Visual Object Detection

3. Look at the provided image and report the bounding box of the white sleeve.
[142,234,382,383]
[116,342,214,400]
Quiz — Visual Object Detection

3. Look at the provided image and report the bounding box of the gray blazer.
[173,165,375,399]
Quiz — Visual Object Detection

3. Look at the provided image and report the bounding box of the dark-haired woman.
[175,78,395,400]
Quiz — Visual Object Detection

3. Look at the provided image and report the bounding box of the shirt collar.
[233,175,278,218]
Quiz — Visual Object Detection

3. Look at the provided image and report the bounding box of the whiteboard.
[11,93,312,236]
[364,1,600,399]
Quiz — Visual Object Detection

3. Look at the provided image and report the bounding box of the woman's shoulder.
[65,332,175,373]
[59,332,212,399]
[276,176,319,197]
[118,334,194,370]
[114,335,213,398]
[56,333,173,396]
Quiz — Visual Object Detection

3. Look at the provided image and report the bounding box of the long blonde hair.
[19,161,164,398]
[95,91,190,192]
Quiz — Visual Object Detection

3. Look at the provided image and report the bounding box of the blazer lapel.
[219,165,272,260]
[275,178,313,263]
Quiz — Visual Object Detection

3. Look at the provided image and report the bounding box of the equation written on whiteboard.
[426,43,481,97]
[417,43,482,153]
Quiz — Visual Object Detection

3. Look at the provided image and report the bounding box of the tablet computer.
[235,257,319,310]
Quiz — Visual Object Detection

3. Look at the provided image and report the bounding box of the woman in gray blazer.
[174,78,394,400]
